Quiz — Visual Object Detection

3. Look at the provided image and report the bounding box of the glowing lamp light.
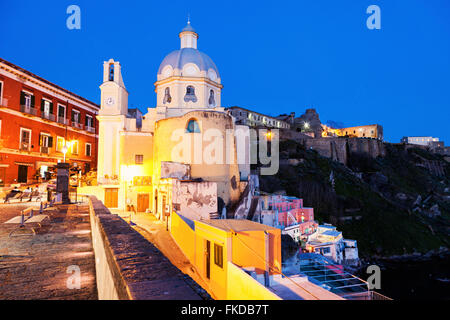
[304,122,310,129]
[121,165,142,182]
[62,145,68,162]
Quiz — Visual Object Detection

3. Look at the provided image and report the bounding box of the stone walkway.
[0,202,97,299]
[111,209,212,299]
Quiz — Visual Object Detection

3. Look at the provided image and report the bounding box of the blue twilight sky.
[1,0,449,143]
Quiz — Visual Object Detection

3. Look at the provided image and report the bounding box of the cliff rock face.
[302,137,385,165]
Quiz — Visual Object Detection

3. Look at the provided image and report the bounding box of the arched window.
[208,89,215,107]
[163,87,171,104]
[186,119,200,133]
[109,63,114,81]
[184,85,197,103]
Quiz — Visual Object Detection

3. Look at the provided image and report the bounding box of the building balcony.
[41,112,55,121]
[72,122,83,130]
[85,126,95,133]
[20,104,38,116]
[57,116,68,125]
[0,98,8,107]
[20,143,30,151]
[40,146,50,154]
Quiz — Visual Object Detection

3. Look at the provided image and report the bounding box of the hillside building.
[322,123,383,140]
[225,106,291,129]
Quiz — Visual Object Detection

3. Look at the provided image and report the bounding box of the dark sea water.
[357,254,450,300]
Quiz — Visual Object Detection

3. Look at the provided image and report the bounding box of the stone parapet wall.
[88,196,201,300]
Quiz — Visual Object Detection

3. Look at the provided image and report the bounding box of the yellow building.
[322,124,383,140]
[170,212,344,300]
[171,212,282,299]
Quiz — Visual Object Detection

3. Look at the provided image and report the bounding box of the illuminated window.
[71,141,79,154]
[56,136,65,152]
[214,244,223,268]
[186,119,200,133]
[135,154,144,164]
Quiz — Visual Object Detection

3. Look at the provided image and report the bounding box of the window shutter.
[41,99,45,112]
[50,102,54,114]
[48,136,53,148]
[20,92,25,105]
[71,111,74,122]
[39,134,42,146]
[31,95,35,107]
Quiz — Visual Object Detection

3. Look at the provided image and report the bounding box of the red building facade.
[0,58,99,186]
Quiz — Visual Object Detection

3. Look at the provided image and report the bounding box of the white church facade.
[87,21,251,221]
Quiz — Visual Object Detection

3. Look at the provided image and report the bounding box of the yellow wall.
[193,221,229,300]
[226,262,281,300]
[170,215,282,300]
[170,211,196,263]
[232,229,281,275]
[153,111,241,207]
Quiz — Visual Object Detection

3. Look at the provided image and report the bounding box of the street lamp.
[62,145,68,163]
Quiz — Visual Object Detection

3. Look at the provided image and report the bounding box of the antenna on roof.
[187,13,190,24]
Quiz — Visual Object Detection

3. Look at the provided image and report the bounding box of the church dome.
[157,21,220,81]
[158,48,220,78]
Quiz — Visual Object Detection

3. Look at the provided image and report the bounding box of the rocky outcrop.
[294,108,323,138]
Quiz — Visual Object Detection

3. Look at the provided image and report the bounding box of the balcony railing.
[57,116,67,125]
[40,146,49,154]
[72,121,83,130]
[0,98,8,107]
[20,104,38,116]
[20,143,30,151]
[86,126,95,133]
[41,112,55,121]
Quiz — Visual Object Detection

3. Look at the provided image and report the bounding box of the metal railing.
[40,146,49,154]
[41,112,55,121]
[20,104,38,116]
[85,126,95,133]
[0,97,8,107]
[57,116,67,125]
[72,121,83,130]
[20,142,30,151]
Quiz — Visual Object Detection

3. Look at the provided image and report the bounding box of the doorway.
[18,165,28,183]
[104,188,118,208]
[206,240,211,280]
[137,193,149,212]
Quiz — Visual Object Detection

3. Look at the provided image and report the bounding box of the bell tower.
[99,59,128,115]
[97,59,127,185]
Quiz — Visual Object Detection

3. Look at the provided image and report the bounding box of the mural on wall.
[161,161,190,180]
[172,180,217,220]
